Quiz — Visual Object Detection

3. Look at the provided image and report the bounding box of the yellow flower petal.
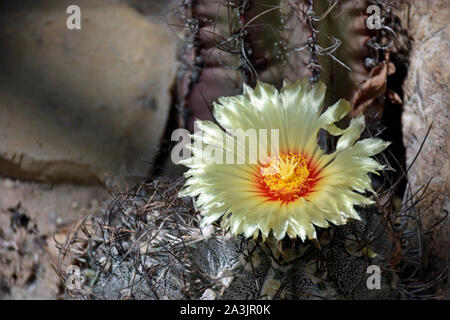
[179,79,389,241]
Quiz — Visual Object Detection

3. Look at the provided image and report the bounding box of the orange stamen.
[258,153,317,202]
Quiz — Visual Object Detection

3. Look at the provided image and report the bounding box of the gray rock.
[0,0,177,183]
[399,0,449,261]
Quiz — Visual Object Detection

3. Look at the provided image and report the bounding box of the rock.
[0,0,177,183]
[399,1,449,263]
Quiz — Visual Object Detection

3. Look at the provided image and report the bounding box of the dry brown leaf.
[350,54,402,119]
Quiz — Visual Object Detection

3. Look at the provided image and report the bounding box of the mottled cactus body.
[60,180,396,300]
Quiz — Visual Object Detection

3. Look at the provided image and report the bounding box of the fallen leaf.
[350,52,402,120]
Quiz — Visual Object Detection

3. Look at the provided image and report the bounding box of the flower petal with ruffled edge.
[179,79,390,241]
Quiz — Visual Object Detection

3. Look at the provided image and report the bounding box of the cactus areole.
[180,79,389,241]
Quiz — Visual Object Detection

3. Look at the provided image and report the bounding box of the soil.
[0,177,108,299]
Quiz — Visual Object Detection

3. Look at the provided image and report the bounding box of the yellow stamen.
[259,153,311,202]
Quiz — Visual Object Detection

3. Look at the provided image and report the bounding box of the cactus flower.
[179,79,389,241]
